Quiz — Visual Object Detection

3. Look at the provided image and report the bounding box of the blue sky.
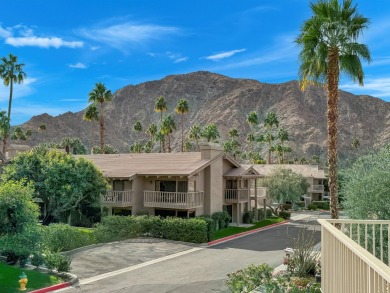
[0,0,390,125]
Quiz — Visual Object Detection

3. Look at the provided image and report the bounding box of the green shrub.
[282,203,292,210]
[225,264,273,292]
[198,216,216,241]
[135,209,150,216]
[312,201,330,210]
[278,211,291,219]
[266,208,274,218]
[161,217,208,243]
[243,210,255,224]
[307,204,318,211]
[43,224,97,251]
[30,253,45,268]
[211,211,231,230]
[94,216,144,243]
[296,201,305,208]
[44,250,72,272]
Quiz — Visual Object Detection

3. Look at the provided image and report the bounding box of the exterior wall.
[189,170,205,216]
[208,157,224,215]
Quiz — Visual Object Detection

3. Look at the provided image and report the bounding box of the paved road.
[64,215,321,293]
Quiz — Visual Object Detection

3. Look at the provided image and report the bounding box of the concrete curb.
[207,220,290,246]
[29,282,71,293]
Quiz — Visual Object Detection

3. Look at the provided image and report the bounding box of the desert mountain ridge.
[19,71,390,162]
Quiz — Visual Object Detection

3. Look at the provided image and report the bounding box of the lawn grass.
[0,262,62,293]
[212,217,285,240]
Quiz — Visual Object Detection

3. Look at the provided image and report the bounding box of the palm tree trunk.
[268,139,272,164]
[168,134,171,153]
[196,138,199,151]
[3,80,13,155]
[160,112,162,153]
[327,48,340,220]
[181,114,184,152]
[100,102,104,154]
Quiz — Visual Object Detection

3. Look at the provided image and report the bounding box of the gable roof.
[252,164,327,179]
[224,164,263,178]
[79,152,221,178]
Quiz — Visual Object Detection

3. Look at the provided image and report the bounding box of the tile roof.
[78,152,213,178]
[253,164,327,179]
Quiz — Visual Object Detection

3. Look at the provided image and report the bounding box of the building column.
[254,178,258,221]
[237,202,240,226]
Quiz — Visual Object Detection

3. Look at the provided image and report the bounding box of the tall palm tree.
[188,124,202,151]
[83,104,99,148]
[0,54,27,154]
[246,111,258,154]
[146,123,158,151]
[277,128,289,163]
[154,96,167,152]
[202,123,220,142]
[296,0,371,219]
[175,99,189,152]
[133,121,143,144]
[264,112,279,164]
[87,82,112,154]
[228,128,240,160]
[161,115,176,153]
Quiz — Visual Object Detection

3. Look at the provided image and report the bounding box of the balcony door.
[226,180,238,189]
[113,180,124,191]
[157,181,176,192]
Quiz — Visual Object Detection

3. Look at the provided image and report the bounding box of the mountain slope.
[20,71,390,161]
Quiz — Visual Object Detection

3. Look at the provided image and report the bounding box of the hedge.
[42,223,97,252]
[278,211,291,219]
[312,201,330,210]
[161,217,208,243]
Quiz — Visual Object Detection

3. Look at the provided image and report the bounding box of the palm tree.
[161,115,176,153]
[154,96,167,152]
[296,0,371,219]
[277,128,289,163]
[83,104,99,147]
[87,82,112,154]
[133,121,143,144]
[202,123,220,142]
[146,123,158,151]
[264,112,279,164]
[188,124,202,151]
[175,99,189,152]
[0,54,27,154]
[246,111,258,154]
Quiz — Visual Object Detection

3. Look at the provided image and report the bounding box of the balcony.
[224,189,249,203]
[319,219,390,292]
[143,191,204,209]
[310,184,324,192]
[101,190,133,207]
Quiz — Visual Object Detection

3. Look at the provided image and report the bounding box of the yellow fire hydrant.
[18,272,28,291]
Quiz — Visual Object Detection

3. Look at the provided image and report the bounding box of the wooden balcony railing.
[310,184,324,192]
[224,189,249,203]
[101,190,133,207]
[143,191,204,209]
[319,219,390,293]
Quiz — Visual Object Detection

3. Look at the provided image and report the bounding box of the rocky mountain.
[19,71,390,162]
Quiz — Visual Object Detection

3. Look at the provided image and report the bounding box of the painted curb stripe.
[29,282,71,293]
[207,220,289,246]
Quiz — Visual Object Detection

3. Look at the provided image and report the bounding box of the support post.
[237,203,240,226]
[254,178,258,221]
[263,198,267,219]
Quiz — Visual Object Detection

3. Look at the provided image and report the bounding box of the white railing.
[143,191,204,209]
[102,190,133,206]
[311,184,324,192]
[224,189,249,203]
[319,219,390,293]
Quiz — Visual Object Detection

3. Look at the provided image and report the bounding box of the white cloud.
[60,98,85,102]
[79,22,179,51]
[0,25,83,49]
[205,49,246,61]
[0,77,37,102]
[69,62,87,69]
[174,57,188,63]
[341,77,390,99]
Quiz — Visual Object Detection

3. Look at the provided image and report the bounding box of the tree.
[277,128,289,163]
[38,124,46,131]
[133,120,143,145]
[184,141,193,152]
[296,0,371,219]
[91,144,119,154]
[2,150,108,225]
[83,104,99,146]
[0,180,41,263]
[228,128,240,160]
[161,115,176,153]
[60,137,87,155]
[342,146,390,220]
[246,111,258,154]
[188,124,202,151]
[175,99,189,152]
[264,112,279,164]
[155,96,167,152]
[130,142,143,153]
[146,123,158,151]
[351,137,360,149]
[261,168,309,213]
[202,123,220,142]
[0,54,27,154]
[87,82,112,154]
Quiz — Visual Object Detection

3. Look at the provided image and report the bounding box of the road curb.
[207,220,290,246]
[29,281,72,293]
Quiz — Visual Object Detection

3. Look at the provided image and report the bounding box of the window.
[113,180,124,191]
[226,180,238,189]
